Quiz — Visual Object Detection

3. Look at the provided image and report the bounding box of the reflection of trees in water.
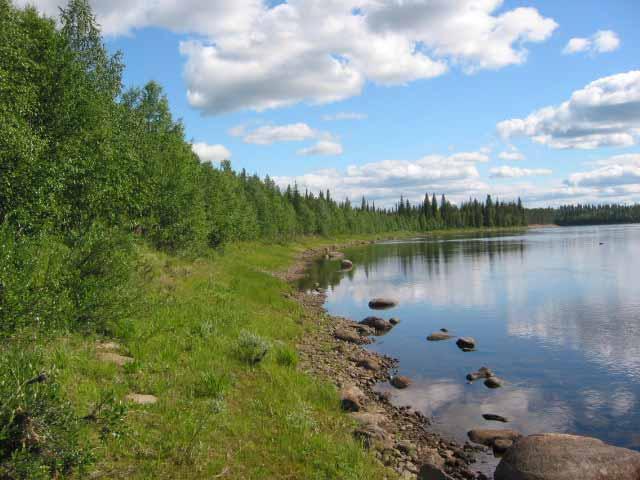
[298,238,526,291]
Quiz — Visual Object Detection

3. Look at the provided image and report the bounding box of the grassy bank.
[6,236,400,479]
[4,228,526,479]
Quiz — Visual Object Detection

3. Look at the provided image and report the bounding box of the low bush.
[235,330,270,366]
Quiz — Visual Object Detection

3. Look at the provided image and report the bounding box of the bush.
[192,372,231,400]
[0,346,93,479]
[274,344,298,368]
[235,330,270,366]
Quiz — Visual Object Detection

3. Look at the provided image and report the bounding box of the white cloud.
[498,146,525,161]
[322,112,367,121]
[497,70,640,149]
[490,166,552,178]
[297,140,343,156]
[593,30,621,53]
[274,150,489,205]
[566,153,640,188]
[231,123,316,145]
[192,142,231,163]
[20,0,557,114]
[563,30,620,55]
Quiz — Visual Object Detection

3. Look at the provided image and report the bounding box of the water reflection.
[301,225,640,452]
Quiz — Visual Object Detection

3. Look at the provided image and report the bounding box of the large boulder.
[360,316,393,332]
[456,337,476,350]
[334,328,367,344]
[368,298,398,309]
[390,375,412,389]
[495,433,640,480]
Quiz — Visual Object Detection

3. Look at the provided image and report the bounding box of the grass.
[14,227,523,479]
[30,236,403,479]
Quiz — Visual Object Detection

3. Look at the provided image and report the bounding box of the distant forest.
[526,204,640,226]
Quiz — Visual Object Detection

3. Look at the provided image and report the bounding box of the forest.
[1,1,638,478]
[526,204,640,226]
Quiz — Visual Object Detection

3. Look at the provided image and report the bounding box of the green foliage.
[0,346,93,479]
[235,330,270,366]
[275,343,299,367]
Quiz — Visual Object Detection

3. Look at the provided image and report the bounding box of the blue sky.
[20,0,640,207]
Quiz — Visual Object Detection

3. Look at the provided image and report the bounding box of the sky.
[17,0,640,207]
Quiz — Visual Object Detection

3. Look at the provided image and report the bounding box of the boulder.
[334,328,366,344]
[357,357,382,371]
[427,332,452,341]
[440,328,449,333]
[340,385,365,412]
[97,352,134,366]
[467,429,521,447]
[467,367,493,381]
[389,317,400,325]
[341,259,354,269]
[493,438,514,454]
[418,463,454,480]
[354,424,393,450]
[456,337,476,350]
[482,413,509,423]
[390,375,412,389]
[360,316,393,332]
[368,298,398,309]
[484,377,503,389]
[494,433,640,480]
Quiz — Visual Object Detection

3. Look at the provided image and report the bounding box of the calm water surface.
[300,225,640,454]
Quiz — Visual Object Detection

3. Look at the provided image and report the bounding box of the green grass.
[18,228,523,478]
[35,237,401,479]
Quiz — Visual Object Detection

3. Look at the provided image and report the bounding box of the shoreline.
[277,240,485,480]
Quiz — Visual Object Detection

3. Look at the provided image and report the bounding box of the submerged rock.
[390,375,412,389]
[467,367,494,381]
[341,259,353,269]
[467,429,521,448]
[494,433,640,480]
[368,298,398,309]
[427,332,452,341]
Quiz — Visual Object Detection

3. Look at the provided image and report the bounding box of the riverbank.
[6,230,524,479]
[277,241,485,479]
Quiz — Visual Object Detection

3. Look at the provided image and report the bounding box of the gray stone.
[340,385,365,412]
[360,316,393,332]
[125,393,157,405]
[484,377,503,388]
[427,332,452,341]
[456,337,476,349]
[368,298,398,309]
[467,429,521,447]
[390,375,412,389]
[495,433,640,480]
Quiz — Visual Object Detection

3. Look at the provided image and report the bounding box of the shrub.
[192,372,231,399]
[235,330,270,366]
[274,344,298,368]
[0,346,93,479]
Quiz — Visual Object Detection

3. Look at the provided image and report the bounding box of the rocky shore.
[277,241,485,480]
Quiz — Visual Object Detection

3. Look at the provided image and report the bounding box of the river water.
[299,225,640,458]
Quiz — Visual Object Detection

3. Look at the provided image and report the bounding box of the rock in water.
[466,367,493,382]
[482,413,509,423]
[484,377,503,388]
[467,429,521,447]
[427,332,452,341]
[340,385,365,412]
[494,433,640,480]
[389,317,400,325]
[368,298,398,309]
[456,337,476,350]
[390,375,412,389]
[493,438,514,454]
[360,316,393,332]
[341,259,353,269]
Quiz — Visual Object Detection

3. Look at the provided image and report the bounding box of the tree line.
[526,204,640,226]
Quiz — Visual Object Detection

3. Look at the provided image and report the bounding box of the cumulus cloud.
[20,0,557,114]
[192,142,231,163]
[231,123,316,145]
[274,150,490,205]
[229,122,344,155]
[498,146,525,161]
[490,166,552,178]
[297,140,343,156]
[322,112,367,121]
[497,70,640,149]
[566,154,640,188]
[563,30,620,55]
